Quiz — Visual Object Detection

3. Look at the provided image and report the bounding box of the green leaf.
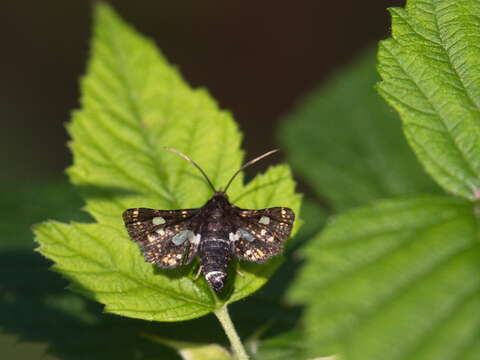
[280,50,439,211]
[34,3,301,322]
[142,334,233,360]
[35,221,216,321]
[377,0,480,200]
[248,330,306,360]
[289,196,480,360]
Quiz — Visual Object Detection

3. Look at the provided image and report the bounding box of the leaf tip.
[92,1,125,32]
[93,1,115,19]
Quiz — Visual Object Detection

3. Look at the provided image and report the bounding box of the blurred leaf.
[280,50,439,211]
[285,1,480,359]
[142,334,232,360]
[0,333,58,360]
[289,196,480,360]
[34,3,301,322]
[378,0,480,200]
[286,199,327,251]
[0,179,87,250]
[249,329,306,360]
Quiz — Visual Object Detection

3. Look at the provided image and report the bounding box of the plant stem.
[214,304,250,360]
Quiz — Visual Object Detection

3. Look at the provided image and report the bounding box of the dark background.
[1,0,405,181]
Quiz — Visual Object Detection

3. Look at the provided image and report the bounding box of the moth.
[122,147,295,292]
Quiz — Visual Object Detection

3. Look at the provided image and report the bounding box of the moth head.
[164,147,280,195]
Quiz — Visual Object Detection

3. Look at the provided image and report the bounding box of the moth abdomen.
[200,238,231,292]
[200,238,231,271]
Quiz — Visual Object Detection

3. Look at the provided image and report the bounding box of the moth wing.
[231,207,295,263]
[122,208,200,268]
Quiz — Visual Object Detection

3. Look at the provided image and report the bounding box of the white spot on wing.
[171,230,189,245]
[259,216,270,225]
[237,228,255,242]
[152,216,166,225]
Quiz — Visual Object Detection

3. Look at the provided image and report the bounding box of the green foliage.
[280,51,439,212]
[285,1,480,359]
[249,330,306,360]
[34,3,300,323]
[377,0,480,199]
[290,196,480,359]
[8,0,480,358]
[141,334,233,360]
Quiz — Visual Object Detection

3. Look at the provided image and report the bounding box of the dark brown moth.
[122,148,295,292]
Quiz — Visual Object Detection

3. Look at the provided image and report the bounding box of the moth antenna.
[164,147,216,192]
[223,149,280,193]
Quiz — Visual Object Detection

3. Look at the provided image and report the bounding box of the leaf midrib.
[104,18,180,208]
[431,1,480,114]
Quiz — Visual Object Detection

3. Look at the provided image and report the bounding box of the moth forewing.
[122,207,200,268]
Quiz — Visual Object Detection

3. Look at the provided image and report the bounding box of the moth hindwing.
[122,147,295,292]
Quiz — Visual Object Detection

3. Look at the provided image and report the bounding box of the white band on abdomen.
[205,271,224,281]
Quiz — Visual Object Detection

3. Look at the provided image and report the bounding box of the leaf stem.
[214,305,250,360]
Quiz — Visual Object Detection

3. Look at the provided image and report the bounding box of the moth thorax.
[210,208,223,219]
